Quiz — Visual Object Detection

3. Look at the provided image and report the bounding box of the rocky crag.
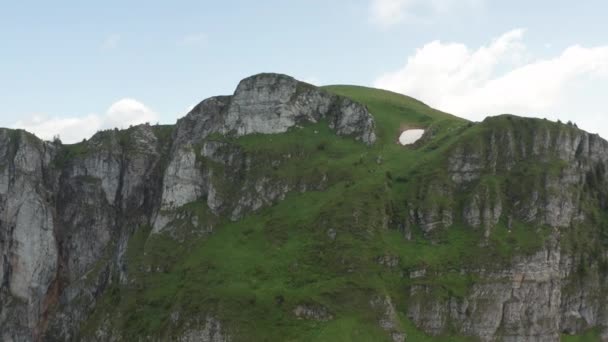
[404,116,608,341]
[1,73,607,341]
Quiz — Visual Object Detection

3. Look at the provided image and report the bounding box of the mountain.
[1,73,607,341]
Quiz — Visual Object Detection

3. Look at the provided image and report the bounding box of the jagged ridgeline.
[1,73,607,341]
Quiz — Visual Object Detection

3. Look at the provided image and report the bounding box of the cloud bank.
[12,99,159,144]
[374,29,608,137]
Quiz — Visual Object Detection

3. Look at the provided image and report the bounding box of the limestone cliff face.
[0,74,377,341]
[0,124,169,341]
[404,116,608,341]
[171,74,376,148]
[155,73,375,231]
[0,130,57,341]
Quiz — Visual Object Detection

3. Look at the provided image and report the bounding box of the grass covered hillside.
[72,83,606,341]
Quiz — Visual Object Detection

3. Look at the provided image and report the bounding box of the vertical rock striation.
[405,116,608,340]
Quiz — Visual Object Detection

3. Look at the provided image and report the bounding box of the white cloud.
[101,34,121,50]
[12,114,103,144]
[370,0,408,27]
[12,99,159,143]
[374,29,608,138]
[106,98,158,128]
[370,0,482,28]
[178,33,207,47]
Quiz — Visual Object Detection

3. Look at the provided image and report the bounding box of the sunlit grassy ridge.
[78,86,589,341]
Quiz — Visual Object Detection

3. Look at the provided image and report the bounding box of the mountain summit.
[1,74,607,341]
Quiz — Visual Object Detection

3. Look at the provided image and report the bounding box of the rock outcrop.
[0,130,57,341]
[155,73,375,231]
[172,73,376,147]
[404,116,608,340]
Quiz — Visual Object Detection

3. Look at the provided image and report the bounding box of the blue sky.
[2,0,608,142]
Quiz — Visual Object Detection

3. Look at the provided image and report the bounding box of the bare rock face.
[0,124,169,341]
[0,130,58,341]
[224,74,376,144]
[462,183,503,238]
[293,304,334,322]
[177,316,230,342]
[370,295,406,342]
[408,237,564,342]
[158,148,207,211]
[160,74,375,212]
[155,73,375,231]
[404,117,608,340]
[174,73,376,146]
[406,180,454,235]
[409,116,608,237]
[407,233,608,342]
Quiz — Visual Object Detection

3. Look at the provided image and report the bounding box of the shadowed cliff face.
[0,130,57,341]
[0,125,168,341]
[1,75,608,342]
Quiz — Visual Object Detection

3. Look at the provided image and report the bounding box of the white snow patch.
[399,129,425,145]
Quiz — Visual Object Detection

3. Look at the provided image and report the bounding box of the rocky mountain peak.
[175,73,376,147]
[233,72,299,95]
[2,76,608,341]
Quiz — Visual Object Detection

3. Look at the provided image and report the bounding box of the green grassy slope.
[78,86,593,341]
[323,85,466,144]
